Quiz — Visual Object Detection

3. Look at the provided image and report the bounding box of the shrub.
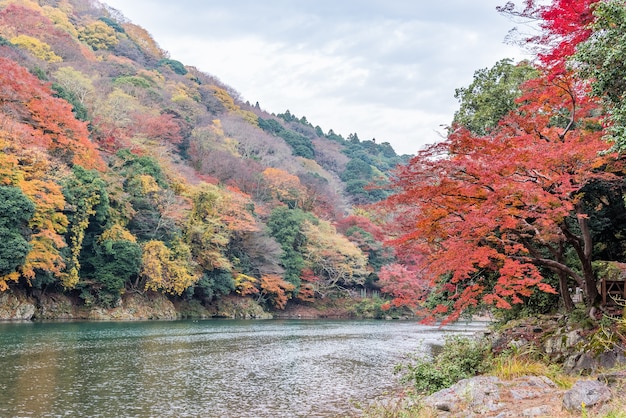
[395,335,490,395]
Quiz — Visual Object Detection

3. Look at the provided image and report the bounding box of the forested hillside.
[0,0,408,312]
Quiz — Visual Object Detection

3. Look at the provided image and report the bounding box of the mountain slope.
[0,0,405,311]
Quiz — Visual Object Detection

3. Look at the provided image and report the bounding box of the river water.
[0,319,486,417]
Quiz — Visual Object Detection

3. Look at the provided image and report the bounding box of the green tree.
[267,207,311,288]
[0,186,35,286]
[453,58,538,135]
[62,166,109,289]
[85,238,142,306]
[158,58,187,75]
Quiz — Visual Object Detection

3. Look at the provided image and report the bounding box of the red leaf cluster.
[382,71,617,321]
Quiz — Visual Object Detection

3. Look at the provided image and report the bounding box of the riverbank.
[364,313,626,417]
[0,288,412,321]
[0,289,272,321]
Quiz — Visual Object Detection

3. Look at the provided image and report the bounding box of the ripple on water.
[0,319,487,417]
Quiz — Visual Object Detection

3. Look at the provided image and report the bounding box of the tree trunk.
[558,271,575,312]
[577,206,599,306]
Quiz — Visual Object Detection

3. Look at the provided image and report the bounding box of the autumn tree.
[0,4,82,61]
[302,218,368,295]
[258,274,295,309]
[140,238,199,295]
[184,183,257,274]
[574,0,626,152]
[0,57,103,170]
[260,167,306,208]
[498,0,599,75]
[383,71,618,322]
[10,34,62,62]
[79,20,119,50]
[0,146,70,289]
[378,264,428,310]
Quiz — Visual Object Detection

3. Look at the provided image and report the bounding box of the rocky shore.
[422,373,624,417]
[415,314,626,417]
[0,289,272,321]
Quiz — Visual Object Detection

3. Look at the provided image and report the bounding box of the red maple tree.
[499,0,599,76]
[0,57,103,170]
[383,71,619,322]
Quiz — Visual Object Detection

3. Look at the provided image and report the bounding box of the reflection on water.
[0,319,486,417]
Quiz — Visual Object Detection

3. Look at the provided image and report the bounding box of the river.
[0,319,486,417]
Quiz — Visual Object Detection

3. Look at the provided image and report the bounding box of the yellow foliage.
[0,144,69,287]
[141,240,199,295]
[10,35,62,62]
[0,272,20,292]
[137,174,160,195]
[99,224,137,243]
[185,185,232,271]
[209,87,258,125]
[212,86,239,112]
[53,66,95,105]
[262,167,305,207]
[42,5,78,37]
[234,273,259,295]
[211,119,225,136]
[57,0,73,15]
[93,89,142,132]
[122,23,166,59]
[239,109,259,126]
[303,219,368,288]
[79,21,119,50]
[169,81,200,103]
[18,157,68,237]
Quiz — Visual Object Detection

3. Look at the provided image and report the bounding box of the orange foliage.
[0,141,68,286]
[261,167,306,208]
[0,57,104,170]
[234,273,259,296]
[259,274,295,309]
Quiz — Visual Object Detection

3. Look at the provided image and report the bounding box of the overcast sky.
[103,0,529,155]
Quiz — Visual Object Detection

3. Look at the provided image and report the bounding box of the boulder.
[424,376,503,414]
[562,380,611,412]
[424,375,564,417]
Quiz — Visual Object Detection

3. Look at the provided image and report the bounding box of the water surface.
[0,319,485,417]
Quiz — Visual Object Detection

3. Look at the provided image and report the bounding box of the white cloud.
[104,0,528,155]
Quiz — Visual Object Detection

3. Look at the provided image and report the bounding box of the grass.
[488,354,578,389]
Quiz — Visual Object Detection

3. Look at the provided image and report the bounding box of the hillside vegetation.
[0,0,407,312]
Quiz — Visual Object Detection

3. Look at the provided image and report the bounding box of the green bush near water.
[395,335,491,395]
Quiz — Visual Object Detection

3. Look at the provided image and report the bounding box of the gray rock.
[597,370,626,386]
[425,376,503,414]
[574,352,598,374]
[522,406,553,417]
[562,380,612,412]
[0,291,35,320]
[597,350,626,370]
[566,330,583,347]
[544,336,562,354]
